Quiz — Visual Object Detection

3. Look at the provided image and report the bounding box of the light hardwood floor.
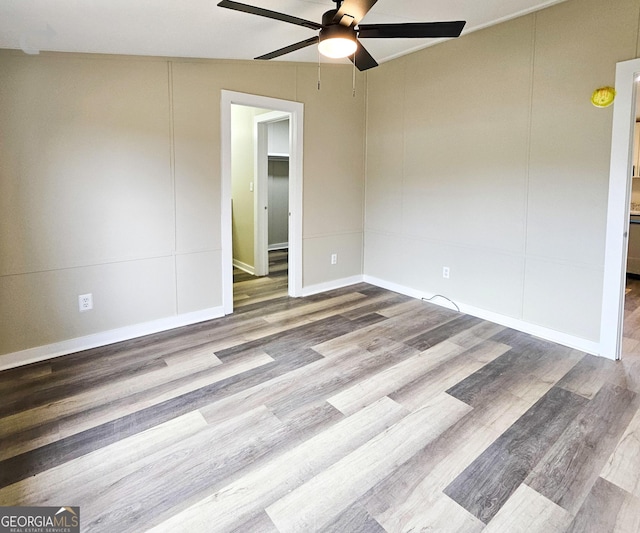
[1,276,639,532]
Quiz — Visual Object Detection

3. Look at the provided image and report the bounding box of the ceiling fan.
[217,0,466,71]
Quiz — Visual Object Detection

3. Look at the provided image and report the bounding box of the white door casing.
[221,90,304,314]
[600,58,640,359]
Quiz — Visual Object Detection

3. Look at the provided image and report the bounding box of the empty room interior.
[2,0,640,531]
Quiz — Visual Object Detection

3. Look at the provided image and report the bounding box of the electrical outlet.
[331,253,338,265]
[442,267,450,279]
[79,293,93,312]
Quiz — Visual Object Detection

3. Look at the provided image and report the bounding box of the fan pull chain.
[317,47,321,91]
[352,53,356,97]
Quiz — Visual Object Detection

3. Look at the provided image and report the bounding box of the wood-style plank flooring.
[1,273,639,532]
[621,274,640,394]
[233,249,288,308]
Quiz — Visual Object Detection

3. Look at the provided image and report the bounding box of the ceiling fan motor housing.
[322,9,339,26]
[320,20,357,43]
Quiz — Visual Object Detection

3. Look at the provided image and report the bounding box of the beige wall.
[4,0,636,359]
[365,0,640,343]
[298,66,366,285]
[0,52,366,356]
[230,104,262,270]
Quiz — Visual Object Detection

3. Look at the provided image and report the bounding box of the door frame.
[600,58,640,359]
[254,111,290,277]
[221,90,304,314]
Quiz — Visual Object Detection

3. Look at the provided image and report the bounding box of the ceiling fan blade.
[217,0,322,30]
[358,21,466,39]
[333,0,379,27]
[350,40,378,71]
[255,36,320,60]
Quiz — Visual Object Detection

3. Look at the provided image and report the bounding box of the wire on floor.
[421,294,461,313]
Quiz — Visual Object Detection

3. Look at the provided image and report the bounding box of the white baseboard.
[0,306,226,372]
[2,275,605,372]
[268,243,288,251]
[363,275,603,358]
[301,275,364,297]
[233,259,255,275]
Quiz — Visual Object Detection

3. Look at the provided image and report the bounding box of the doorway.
[230,107,291,307]
[601,58,640,360]
[622,81,640,357]
[254,111,291,278]
[220,91,304,315]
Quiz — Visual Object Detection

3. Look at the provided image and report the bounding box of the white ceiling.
[0,0,567,66]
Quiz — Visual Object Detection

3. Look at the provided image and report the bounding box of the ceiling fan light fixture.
[318,25,357,59]
[318,36,357,58]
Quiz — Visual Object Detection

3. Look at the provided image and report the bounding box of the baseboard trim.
[301,275,364,297]
[268,243,288,251]
[0,306,226,371]
[233,259,255,275]
[363,275,603,358]
[1,275,605,371]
